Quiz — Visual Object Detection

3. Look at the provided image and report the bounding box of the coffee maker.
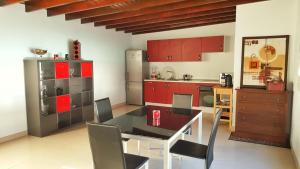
[219,73,233,87]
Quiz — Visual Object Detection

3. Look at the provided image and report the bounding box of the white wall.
[0,5,131,138]
[233,0,300,165]
[291,0,300,166]
[131,23,235,80]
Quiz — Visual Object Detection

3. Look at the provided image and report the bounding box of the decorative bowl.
[31,49,47,57]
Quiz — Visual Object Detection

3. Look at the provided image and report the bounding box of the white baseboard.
[0,131,27,144]
[292,146,300,169]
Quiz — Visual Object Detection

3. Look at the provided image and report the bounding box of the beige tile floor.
[0,105,296,169]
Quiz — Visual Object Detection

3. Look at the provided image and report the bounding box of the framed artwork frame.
[240,35,289,90]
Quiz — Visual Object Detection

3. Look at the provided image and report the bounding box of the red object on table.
[55,62,69,79]
[56,95,70,113]
[152,110,161,119]
[81,62,93,77]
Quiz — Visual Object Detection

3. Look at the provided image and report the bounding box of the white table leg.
[198,113,202,143]
[163,141,172,169]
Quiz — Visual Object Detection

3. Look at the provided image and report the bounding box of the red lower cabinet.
[144,81,203,106]
[144,82,155,102]
[56,95,71,113]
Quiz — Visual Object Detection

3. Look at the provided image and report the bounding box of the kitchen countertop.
[144,79,219,84]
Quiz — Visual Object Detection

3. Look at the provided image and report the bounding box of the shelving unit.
[213,85,233,131]
[24,59,94,137]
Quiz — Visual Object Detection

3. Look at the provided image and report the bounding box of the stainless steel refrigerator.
[126,49,149,105]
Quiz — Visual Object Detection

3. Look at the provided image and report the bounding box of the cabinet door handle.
[198,54,201,60]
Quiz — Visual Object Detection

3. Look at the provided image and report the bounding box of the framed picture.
[240,35,289,90]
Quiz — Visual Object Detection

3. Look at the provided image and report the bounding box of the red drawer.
[55,62,69,79]
[81,62,93,77]
[56,95,70,113]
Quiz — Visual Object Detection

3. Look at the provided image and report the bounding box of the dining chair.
[87,123,149,169]
[95,97,139,154]
[172,93,193,137]
[170,109,222,169]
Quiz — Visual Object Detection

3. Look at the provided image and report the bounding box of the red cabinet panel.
[182,38,202,61]
[55,62,69,79]
[175,83,200,107]
[201,36,224,52]
[158,39,182,61]
[144,82,154,102]
[147,40,160,62]
[81,62,93,77]
[153,82,167,103]
[56,95,71,113]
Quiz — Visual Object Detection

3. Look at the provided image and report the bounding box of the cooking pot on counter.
[183,74,193,80]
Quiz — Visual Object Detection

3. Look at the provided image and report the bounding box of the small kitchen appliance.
[219,73,233,87]
[183,74,193,80]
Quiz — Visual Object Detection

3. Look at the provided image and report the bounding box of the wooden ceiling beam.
[94,4,236,27]
[92,0,264,25]
[0,0,25,6]
[120,12,236,32]
[107,7,236,29]
[25,0,84,12]
[83,0,227,24]
[47,0,129,17]
[130,18,236,35]
[65,0,185,20]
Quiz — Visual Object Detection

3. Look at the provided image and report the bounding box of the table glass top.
[104,105,201,140]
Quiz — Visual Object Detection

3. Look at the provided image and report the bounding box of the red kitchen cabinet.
[144,82,155,102]
[55,62,69,79]
[147,40,160,62]
[158,39,182,61]
[182,38,202,61]
[56,95,71,113]
[144,81,174,104]
[81,62,93,77]
[201,36,224,52]
[153,82,168,103]
[175,83,200,107]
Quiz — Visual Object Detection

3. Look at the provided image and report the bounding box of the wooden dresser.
[233,89,292,147]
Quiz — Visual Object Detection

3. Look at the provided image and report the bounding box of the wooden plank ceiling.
[0,0,266,34]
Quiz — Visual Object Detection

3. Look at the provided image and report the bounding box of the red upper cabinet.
[55,62,69,79]
[158,39,182,61]
[182,38,202,61]
[147,40,159,62]
[56,95,71,113]
[201,36,224,53]
[81,62,93,78]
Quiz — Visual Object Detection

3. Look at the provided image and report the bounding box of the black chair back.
[95,97,113,123]
[206,109,222,169]
[87,123,126,169]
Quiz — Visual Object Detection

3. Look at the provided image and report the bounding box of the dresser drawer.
[237,92,286,104]
[236,102,285,116]
[236,112,284,135]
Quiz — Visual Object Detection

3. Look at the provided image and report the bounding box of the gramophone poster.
[240,35,289,89]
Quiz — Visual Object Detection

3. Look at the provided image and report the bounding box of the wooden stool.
[213,85,233,131]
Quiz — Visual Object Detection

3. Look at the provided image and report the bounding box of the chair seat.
[170,140,207,159]
[122,138,130,142]
[124,153,149,169]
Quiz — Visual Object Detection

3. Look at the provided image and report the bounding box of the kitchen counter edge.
[144,79,219,84]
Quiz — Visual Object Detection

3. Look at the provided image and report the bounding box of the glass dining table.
[104,105,203,169]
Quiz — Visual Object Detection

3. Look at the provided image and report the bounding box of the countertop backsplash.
[149,53,234,80]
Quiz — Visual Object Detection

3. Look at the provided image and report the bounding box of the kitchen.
[0,1,299,169]
[126,32,235,128]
